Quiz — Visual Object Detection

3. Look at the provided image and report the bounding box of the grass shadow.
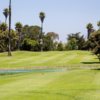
[81,62,100,64]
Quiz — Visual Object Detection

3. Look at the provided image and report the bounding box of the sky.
[0,0,100,42]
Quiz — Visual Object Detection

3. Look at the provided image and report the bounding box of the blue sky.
[0,0,100,42]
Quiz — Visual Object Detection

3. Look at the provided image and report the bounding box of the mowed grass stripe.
[0,51,99,68]
[0,72,65,100]
[0,70,100,100]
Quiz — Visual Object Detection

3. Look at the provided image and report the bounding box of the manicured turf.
[0,69,100,100]
[0,51,99,69]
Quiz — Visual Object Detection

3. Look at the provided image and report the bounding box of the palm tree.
[39,12,45,51]
[3,8,9,24]
[15,22,23,50]
[97,21,100,30]
[86,23,93,39]
[0,22,8,31]
[8,0,12,56]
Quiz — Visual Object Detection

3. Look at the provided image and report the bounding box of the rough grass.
[0,70,100,100]
[0,50,99,69]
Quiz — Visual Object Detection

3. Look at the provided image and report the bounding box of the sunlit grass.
[0,69,100,100]
[0,50,99,69]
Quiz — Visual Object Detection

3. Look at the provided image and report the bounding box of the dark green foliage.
[89,30,100,61]
[0,23,8,31]
[21,38,39,51]
[0,29,17,52]
[43,32,59,51]
[15,22,23,50]
[57,42,64,51]
[66,32,85,50]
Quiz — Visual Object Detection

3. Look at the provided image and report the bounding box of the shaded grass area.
[0,69,100,100]
[0,51,99,69]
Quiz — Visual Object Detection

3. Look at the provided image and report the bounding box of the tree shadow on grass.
[81,62,100,64]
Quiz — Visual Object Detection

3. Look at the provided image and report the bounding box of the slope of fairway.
[0,70,100,100]
[0,51,99,69]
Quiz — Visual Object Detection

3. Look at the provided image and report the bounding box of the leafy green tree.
[0,29,17,52]
[46,32,59,42]
[21,25,41,51]
[39,12,45,51]
[67,32,85,50]
[43,32,59,51]
[15,22,23,50]
[57,42,64,51]
[89,30,100,61]
[3,8,9,24]
[21,38,39,51]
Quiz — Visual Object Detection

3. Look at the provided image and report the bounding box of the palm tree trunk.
[8,0,12,56]
[5,18,7,24]
[40,22,43,52]
[18,32,21,50]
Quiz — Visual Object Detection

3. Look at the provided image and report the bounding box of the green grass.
[0,50,99,69]
[0,51,100,100]
[0,69,100,100]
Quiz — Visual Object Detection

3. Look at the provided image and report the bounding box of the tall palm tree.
[97,21,100,30]
[15,22,23,50]
[39,12,45,51]
[8,0,12,56]
[3,8,9,24]
[86,23,93,39]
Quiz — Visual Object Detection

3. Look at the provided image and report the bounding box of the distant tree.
[67,32,85,50]
[0,22,8,31]
[43,32,59,51]
[21,38,39,51]
[21,25,41,51]
[97,21,100,30]
[57,42,64,51]
[15,22,23,50]
[86,23,94,39]
[46,32,59,42]
[39,12,45,51]
[3,8,9,24]
[0,29,17,52]
[43,35,53,51]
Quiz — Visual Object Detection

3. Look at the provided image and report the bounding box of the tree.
[3,8,9,24]
[46,32,59,42]
[67,32,85,50]
[21,38,39,51]
[86,23,94,39]
[57,42,64,51]
[89,30,100,61]
[15,22,23,50]
[43,32,59,51]
[97,21,100,30]
[21,25,41,51]
[0,23,8,31]
[39,12,45,51]
[0,29,17,52]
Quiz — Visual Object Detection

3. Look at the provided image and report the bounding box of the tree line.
[1,7,100,60]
